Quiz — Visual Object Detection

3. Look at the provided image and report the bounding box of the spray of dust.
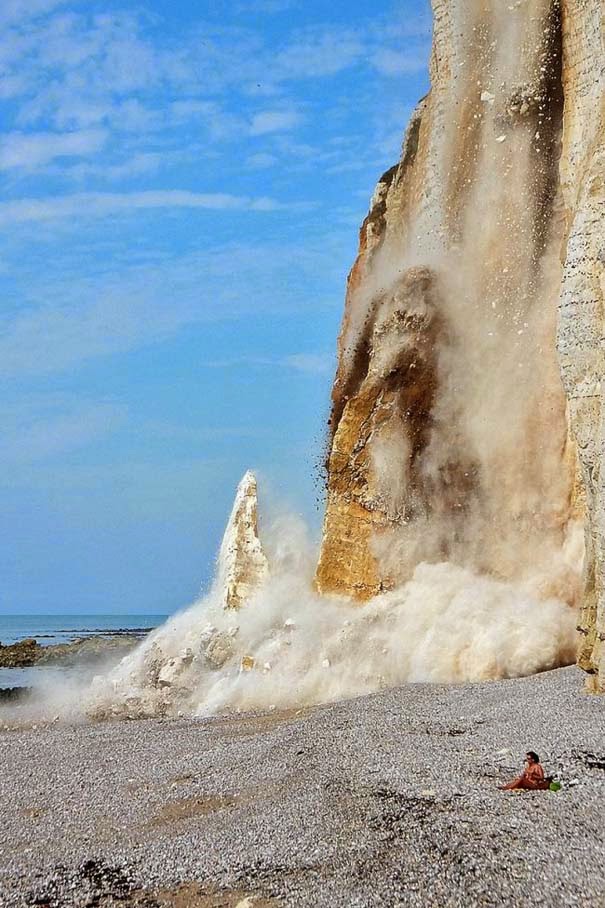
[1,505,581,725]
[82,512,580,720]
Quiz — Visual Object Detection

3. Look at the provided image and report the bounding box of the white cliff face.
[558,0,605,690]
[217,471,269,610]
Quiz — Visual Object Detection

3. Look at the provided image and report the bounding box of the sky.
[0,0,432,616]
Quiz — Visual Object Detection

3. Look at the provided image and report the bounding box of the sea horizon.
[0,613,169,647]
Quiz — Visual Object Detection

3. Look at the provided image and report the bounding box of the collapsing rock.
[204,631,235,669]
[240,655,255,672]
[157,648,194,689]
[217,471,269,609]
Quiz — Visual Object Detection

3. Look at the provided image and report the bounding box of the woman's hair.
[526,751,540,763]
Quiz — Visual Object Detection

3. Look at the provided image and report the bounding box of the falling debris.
[204,631,234,669]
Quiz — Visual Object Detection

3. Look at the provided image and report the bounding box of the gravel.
[0,666,604,907]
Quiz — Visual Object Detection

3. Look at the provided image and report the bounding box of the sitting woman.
[499,751,552,791]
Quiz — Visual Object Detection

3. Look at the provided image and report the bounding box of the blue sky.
[0,0,431,615]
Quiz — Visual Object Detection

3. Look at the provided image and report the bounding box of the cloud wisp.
[249,109,303,135]
[0,129,107,170]
[0,235,344,378]
[0,7,430,140]
[0,189,290,225]
[0,393,127,466]
[0,0,68,26]
[202,353,334,375]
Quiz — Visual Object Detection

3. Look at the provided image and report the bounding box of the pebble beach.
[1,666,604,907]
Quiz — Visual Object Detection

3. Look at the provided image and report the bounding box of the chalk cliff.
[317,0,603,690]
[558,0,605,691]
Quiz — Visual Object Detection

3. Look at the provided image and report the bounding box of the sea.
[0,613,167,690]
[0,613,167,647]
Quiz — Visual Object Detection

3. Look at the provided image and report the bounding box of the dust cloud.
[84,511,580,719]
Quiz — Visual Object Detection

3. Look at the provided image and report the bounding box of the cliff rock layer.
[317,0,603,688]
[558,0,605,691]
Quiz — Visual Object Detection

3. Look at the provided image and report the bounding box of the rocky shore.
[1,665,603,907]
[0,632,147,671]
[0,687,27,704]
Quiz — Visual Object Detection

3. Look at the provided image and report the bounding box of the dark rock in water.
[0,638,42,668]
[38,634,140,667]
[0,633,145,671]
[0,686,31,702]
[57,627,153,637]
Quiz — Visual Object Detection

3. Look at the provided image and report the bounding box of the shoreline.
[0,686,30,703]
[0,629,153,693]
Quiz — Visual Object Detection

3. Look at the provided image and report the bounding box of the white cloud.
[202,352,333,375]
[0,74,28,100]
[235,0,295,12]
[245,151,278,169]
[2,10,197,124]
[0,5,431,198]
[0,237,345,377]
[0,290,197,378]
[0,189,287,225]
[283,353,333,374]
[141,419,271,444]
[249,109,303,135]
[274,31,365,79]
[170,99,215,120]
[66,151,164,182]
[0,394,127,465]
[0,128,107,170]
[268,20,430,83]
[372,47,429,76]
[110,99,159,133]
[0,0,67,26]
